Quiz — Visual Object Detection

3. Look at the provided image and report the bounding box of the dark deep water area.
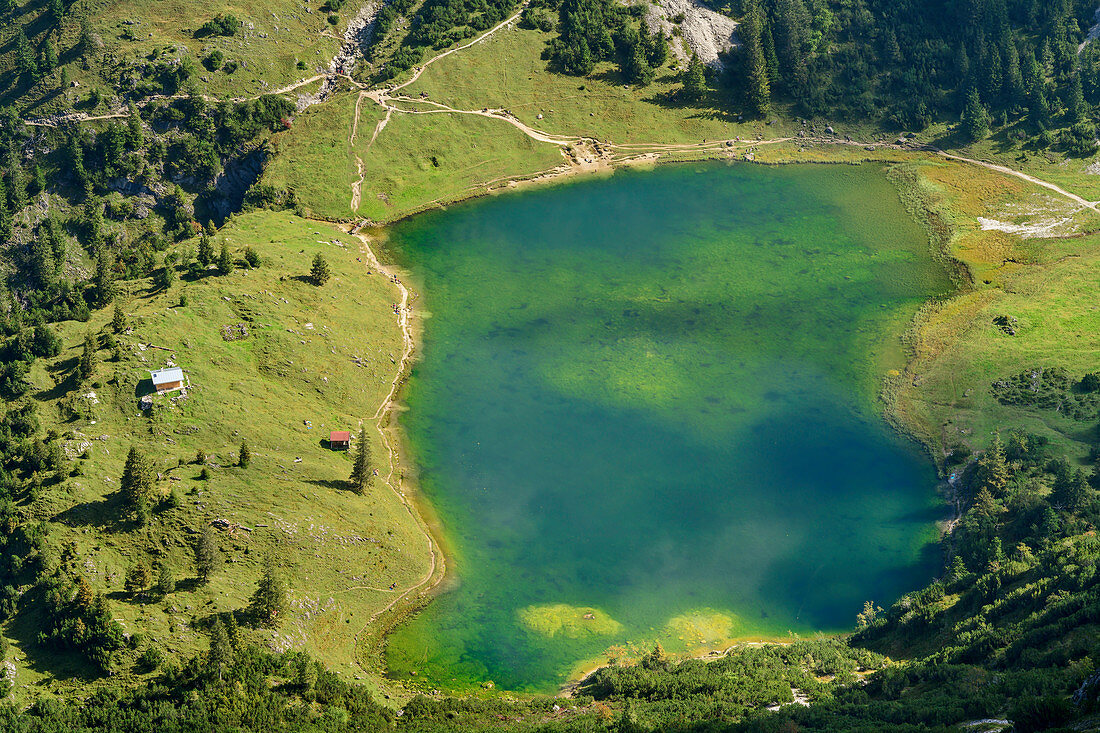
[380,162,951,691]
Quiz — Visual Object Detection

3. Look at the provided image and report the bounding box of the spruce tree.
[194,524,222,583]
[1052,468,1088,511]
[111,303,126,333]
[217,243,232,274]
[93,248,116,306]
[349,426,371,495]
[78,334,97,382]
[207,617,233,681]
[310,253,331,285]
[682,54,707,100]
[238,440,250,468]
[124,561,151,596]
[15,27,36,77]
[197,232,214,267]
[120,446,154,513]
[973,432,1010,497]
[961,88,991,141]
[741,2,771,117]
[248,555,287,627]
[155,563,175,597]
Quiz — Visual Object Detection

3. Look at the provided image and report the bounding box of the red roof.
[330,431,351,442]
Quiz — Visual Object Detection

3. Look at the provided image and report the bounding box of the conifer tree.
[961,88,991,141]
[78,334,97,382]
[207,617,233,681]
[1052,467,1088,511]
[1067,74,1086,123]
[40,39,57,74]
[973,432,1010,497]
[124,561,151,597]
[194,524,222,583]
[197,232,214,267]
[310,253,331,285]
[155,563,175,597]
[120,445,154,513]
[15,27,35,77]
[349,426,371,495]
[75,575,94,609]
[248,555,287,627]
[93,247,116,306]
[238,440,250,468]
[223,611,241,649]
[111,303,126,333]
[682,54,707,100]
[741,2,771,117]
[217,243,232,274]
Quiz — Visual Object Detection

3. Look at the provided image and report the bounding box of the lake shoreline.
[359,160,960,696]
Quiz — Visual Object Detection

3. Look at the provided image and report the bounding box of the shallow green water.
[382,162,950,692]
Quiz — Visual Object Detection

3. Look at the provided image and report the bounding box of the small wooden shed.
[150,367,185,394]
[329,431,351,450]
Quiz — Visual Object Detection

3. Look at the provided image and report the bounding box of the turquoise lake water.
[380,162,950,692]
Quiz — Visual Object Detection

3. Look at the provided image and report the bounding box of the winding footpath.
[342,224,444,678]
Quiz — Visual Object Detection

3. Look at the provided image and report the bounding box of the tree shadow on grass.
[8,587,101,684]
[52,491,135,534]
[640,88,744,125]
[34,361,81,403]
[304,478,353,493]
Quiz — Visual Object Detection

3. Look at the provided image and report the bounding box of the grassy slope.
[351,105,564,222]
[8,211,431,702]
[265,90,361,220]
[399,24,779,145]
[1,0,359,114]
[882,156,1100,461]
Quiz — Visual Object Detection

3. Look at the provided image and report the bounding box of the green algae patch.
[664,610,741,649]
[518,605,624,639]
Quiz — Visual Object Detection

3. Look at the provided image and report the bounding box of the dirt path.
[343,225,444,677]
[387,5,528,96]
[926,146,1100,211]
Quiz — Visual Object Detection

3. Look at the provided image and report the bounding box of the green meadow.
[8,211,430,701]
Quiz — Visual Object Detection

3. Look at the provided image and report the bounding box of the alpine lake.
[377,161,952,693]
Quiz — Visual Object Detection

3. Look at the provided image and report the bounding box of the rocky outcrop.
[645,0,739,69]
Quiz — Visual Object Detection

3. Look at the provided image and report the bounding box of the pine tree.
[124,561,151,596]
[682,53,707,100]
[222,611,241,649]
[248,555,287,627]
[15,27,36,77]
[120,446,154,512]
[111,303,126,333]
[155,563,175,596]
[1052,468,1088,511]
[194,525,222,583]
[75,575,95,608]
[1067,74,1086,123]
[741,2,771,117]
[41,39,57,73]
[961,88,991,142]
[238,440,250,468]
[197,232,214,266]
[78,334,97,382]
[971,486,1004,520]
[973,433,1010,497]
[349,426,370,495]
[47,0,63,23]
[624,42,654,86]
[310,253,331,285]
[93,248,116,306]
[207,617,233,681]
[217,243,232,274]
